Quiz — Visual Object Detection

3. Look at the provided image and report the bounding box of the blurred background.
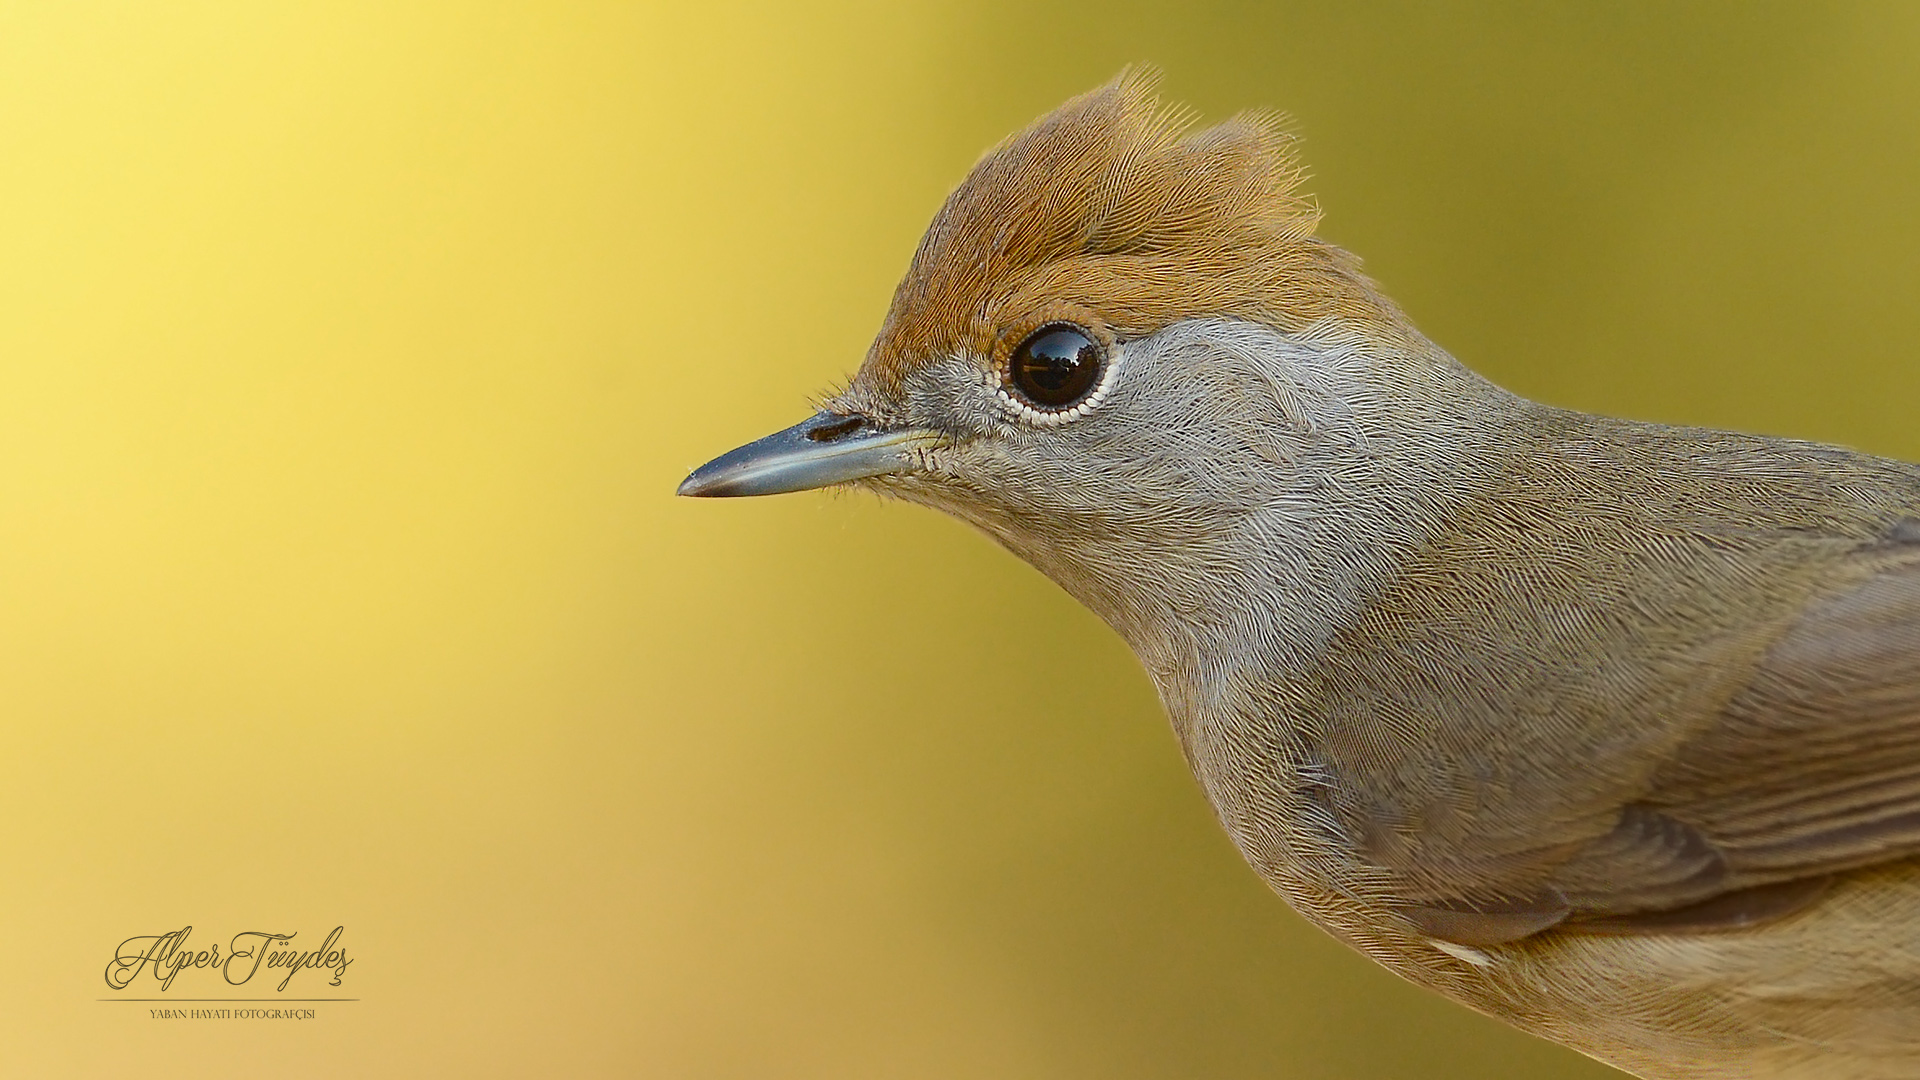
[3,2,1918,1077]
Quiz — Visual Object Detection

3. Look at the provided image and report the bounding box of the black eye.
[1007,324,1103,411]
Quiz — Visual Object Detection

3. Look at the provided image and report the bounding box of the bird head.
[678,71,1488,669]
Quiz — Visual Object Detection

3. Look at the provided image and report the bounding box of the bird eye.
[1007,324,1103,411]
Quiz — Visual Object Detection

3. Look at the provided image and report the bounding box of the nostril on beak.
[806,415,865,443]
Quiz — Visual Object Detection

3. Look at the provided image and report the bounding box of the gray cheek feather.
[901,353,1007,440]
[872,321,1393,664]
[899,318,1380,538]
[865,317,1521,719]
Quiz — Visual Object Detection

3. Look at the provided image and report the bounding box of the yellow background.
[4,3,1918,1077]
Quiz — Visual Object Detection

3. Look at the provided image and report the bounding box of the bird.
[677,70,1920,1079]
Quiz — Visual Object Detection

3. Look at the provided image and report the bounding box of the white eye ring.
[988,341,1123,427]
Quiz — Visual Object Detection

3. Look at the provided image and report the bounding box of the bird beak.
[676,411,941,497]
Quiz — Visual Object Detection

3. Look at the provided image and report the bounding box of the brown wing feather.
[1654,556,1920,866]
[1417,551,1920,945]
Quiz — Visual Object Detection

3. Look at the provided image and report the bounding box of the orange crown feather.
[859,69,1414,393]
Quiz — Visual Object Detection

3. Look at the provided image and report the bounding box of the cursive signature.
[105,927,352,992]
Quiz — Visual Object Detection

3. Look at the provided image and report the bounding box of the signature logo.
[105,927,352,992]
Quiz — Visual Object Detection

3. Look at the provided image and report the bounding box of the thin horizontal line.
[99,998,359,1002]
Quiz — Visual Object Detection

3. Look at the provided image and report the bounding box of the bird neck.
[1078,326,1537,748]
